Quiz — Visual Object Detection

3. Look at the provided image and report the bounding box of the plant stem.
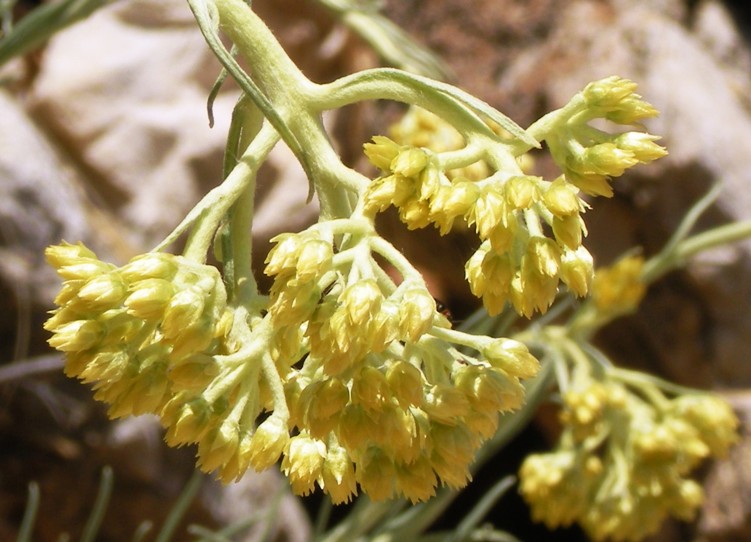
[80,466,114,542]
[155,470,204,542]
[210,0,366,220]
[642,219,751,283]
[182,121,279,262]
[17,482,39,542]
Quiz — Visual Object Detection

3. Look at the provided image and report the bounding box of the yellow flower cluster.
[363,136,595,317]
[361,78,667,319]
[45,233,541,503]
[591,255,646,316]
[519,375,739,541]
[45,242,232,419]
[45,243,285,483]
[264,226,541,503]
[547,76,667,198]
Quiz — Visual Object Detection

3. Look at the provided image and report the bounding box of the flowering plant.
[39,0,747,539]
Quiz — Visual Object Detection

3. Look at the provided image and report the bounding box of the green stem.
[207,0,367,220]
[318,499,399,542]
[642,219,751,283]
[17,482,40,542]
[228,162,258,306]
[189,0,307,165]
[260,350,290,420]
[0,0,110,67]
[427,326,485,351]
[182,121,280,262]
[80,466,114,542]
[368,236,424,282]
[437,143,486,171]
[608,366,704,398]
[525,94,586,143]
[155,470,204,542]
[316,69,493,140]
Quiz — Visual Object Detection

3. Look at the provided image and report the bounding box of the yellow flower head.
[591,255,646,315]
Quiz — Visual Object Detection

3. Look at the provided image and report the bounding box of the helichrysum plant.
[41,0,746,539]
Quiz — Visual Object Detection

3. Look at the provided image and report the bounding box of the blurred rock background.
[0,0,749,540]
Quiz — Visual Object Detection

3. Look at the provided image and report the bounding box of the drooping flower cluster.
[519,372,739,541]
[263,224,540,503]
[362,77,666,318]
[45,243,285,483]
[547,76,667,198]
[45,229,541,503]
[45,242,232,419]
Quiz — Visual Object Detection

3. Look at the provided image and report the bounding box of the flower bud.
[526,237,561,278]
[504,175,539,209]
[161,287,206,339]
[465,244,489,297]
[580,143,638,177]
[124,278,174,320]
[282,433,326,496]
[397,287,436,342]
[386,360,425,407]
[560,246,594,297]
[264,233,302,277]
[543,177,582,218]
[592,255,646,313]
[565,172,613,198]
[391,147,428,178]
[398,198,431,229]
[482,338,540,379]
[78,347,128,383]
[45,242,97,269]
[167,353,219,391]
[480,247,515,295]
[341,279,383,327]
[249,415,290,471]
[429,423,475,487]
[472,186,506,240]
[612,132,668,163]
[295,239,333,282]
[418,162,442,201]
[355,448,395,501]
[48,319,103,352]
[120,252,177,282]
[302,378,349,438]
[77,273,127,309]
[162,398,211,446]
[671,395,739,457]
[488,222,516,253]
[57,261,114,281]
[440,179,480,216]
[198,420,240,473]
[364,135,401,172]
[552,215,585,250]
[423,384,470,425]
[338,404,374,450]
[321,443,357,504]
[606,94,659,124]
[582,76,638,109]
[351,365,390,413]
[395,456,437,503]
[674,480,704,520]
